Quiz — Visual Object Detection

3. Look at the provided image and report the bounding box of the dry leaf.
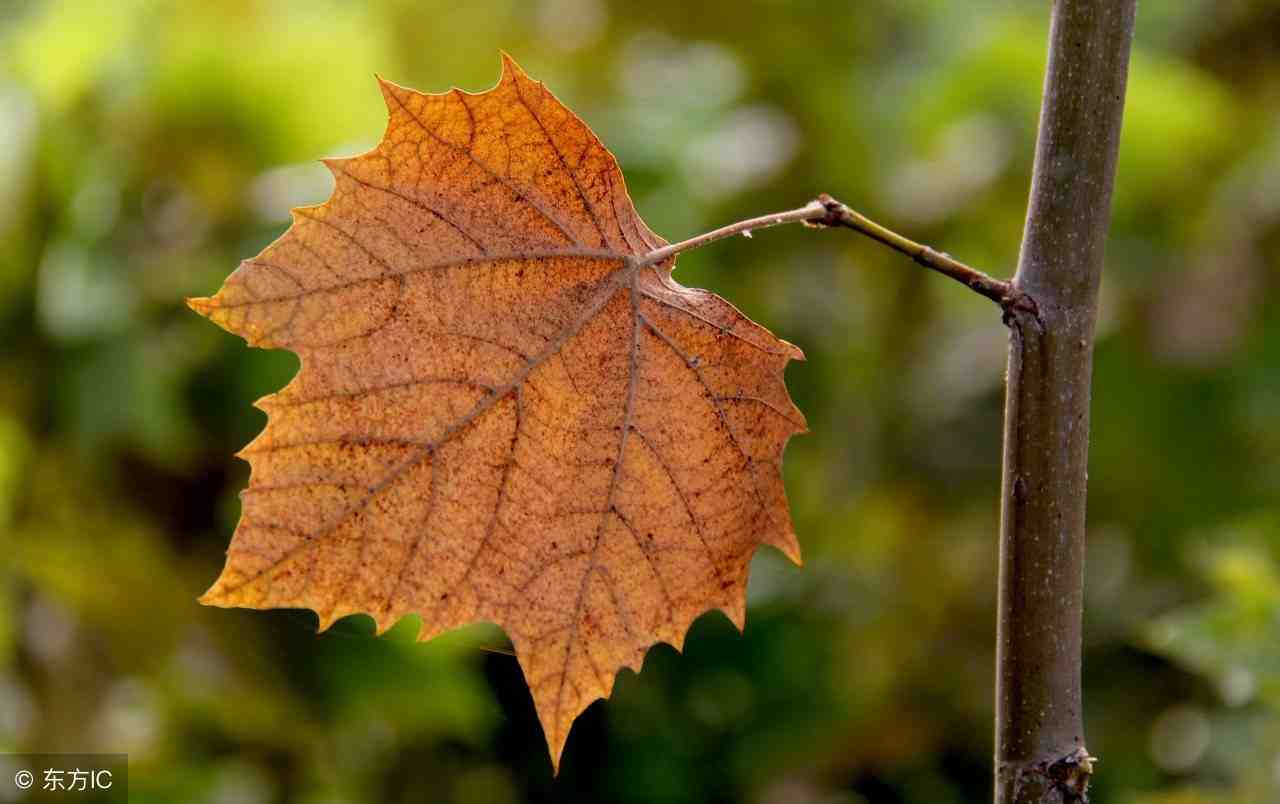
[190,55,806,769]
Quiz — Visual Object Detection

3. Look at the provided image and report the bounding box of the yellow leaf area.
[190,55,806,769]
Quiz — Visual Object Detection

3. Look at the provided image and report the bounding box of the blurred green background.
[1,1,1278,802]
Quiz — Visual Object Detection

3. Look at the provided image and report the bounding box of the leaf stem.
[638,195,1036,318]
[637,201,828,268]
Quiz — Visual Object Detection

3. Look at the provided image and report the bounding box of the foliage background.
[1,1,1277,802]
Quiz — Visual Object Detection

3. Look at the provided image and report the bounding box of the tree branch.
[639,196,1035,320]
[995,2,1136,803]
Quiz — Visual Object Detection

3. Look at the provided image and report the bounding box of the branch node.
[997,747,1098,803]
[814,192,846,227]
[1045,747,1098,802]
[999,285,1044,332]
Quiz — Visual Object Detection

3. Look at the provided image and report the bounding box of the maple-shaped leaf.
[190,55,805,769]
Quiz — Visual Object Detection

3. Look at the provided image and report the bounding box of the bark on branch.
[995,2,1135,802]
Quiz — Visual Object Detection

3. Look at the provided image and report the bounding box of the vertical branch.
[996,2,1135,803]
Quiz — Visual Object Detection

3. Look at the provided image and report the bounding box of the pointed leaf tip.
[186,296,214,315]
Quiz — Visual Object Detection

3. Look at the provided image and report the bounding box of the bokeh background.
[1,1,1277,802]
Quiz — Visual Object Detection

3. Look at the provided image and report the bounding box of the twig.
[637,195,1037,320]
[810,195,1037,319]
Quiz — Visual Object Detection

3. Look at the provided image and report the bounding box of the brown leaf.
[190,55,806,769]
